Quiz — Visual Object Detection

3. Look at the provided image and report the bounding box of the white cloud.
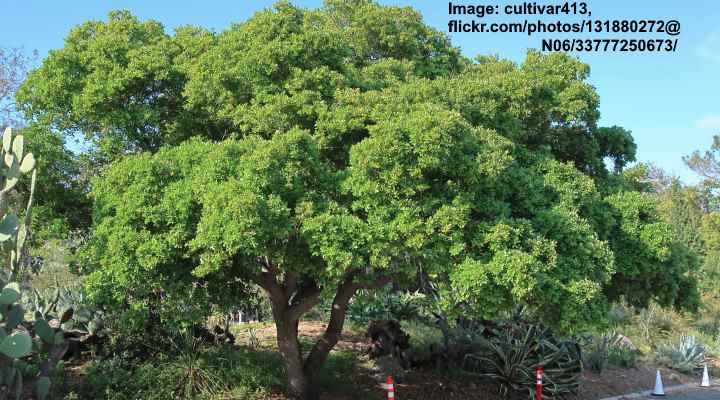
[697,32,720,63]
[695,115,720,129]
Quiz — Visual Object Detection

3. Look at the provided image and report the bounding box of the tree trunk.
[275,315,312,400]
[258,262,391,400]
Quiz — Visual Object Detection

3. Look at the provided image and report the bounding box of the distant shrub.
[347,288,426,325]
[400,320,444,366]
[583,331,640,371]
[583,334,610,373]
[608,346,637,368]
[636,304,688,344]
[607,302,633,327]
[696,295,720,338]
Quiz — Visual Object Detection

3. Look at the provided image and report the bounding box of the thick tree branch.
[255,258,287,309]
[303,271,391,373]
[287,283,322,321]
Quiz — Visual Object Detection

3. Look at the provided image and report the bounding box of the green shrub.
[400,320,444,366]
[583,335,609,373]
[636,304,687,344]
[607,346,637,368]
[607,302,633,327]
[695,295,720,338]
[692,331,720,359]
[583,331,638,371]
[0,127,71,400]
[346,288,426,325]
[77,345,284,400]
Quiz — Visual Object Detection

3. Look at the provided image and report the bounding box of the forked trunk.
[259,264,391,400]
[275,287,362,399]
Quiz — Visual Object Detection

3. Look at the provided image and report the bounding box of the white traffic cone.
[652,370,665,396]
[701,364,711,387]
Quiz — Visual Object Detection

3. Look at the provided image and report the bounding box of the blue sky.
[3,0,718,183]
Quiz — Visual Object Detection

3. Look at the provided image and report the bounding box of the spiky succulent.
[0,127,67,400]
[656,334,705,374]
[463,322,582,399]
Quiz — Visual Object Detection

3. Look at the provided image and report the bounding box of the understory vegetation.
[0,0,718,399]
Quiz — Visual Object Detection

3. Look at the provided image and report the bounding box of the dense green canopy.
[18,0,698,327]
[16,1,699,398]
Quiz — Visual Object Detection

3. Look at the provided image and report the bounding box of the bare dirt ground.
[232,321,702,400]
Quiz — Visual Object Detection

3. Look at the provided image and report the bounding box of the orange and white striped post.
[387,376,395,399]
[535,366,543,400]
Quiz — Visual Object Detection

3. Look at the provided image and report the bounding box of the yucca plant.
[463,322,582,399]
[582,331,629,373]
[168,332,226,399]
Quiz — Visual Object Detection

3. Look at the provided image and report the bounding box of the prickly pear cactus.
[26,282,108,357]
[0,127,67,400]
[0,127,36,279]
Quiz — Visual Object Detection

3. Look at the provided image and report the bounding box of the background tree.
[682,137,720,295]
[20,125,90,244]
[0,46,88,276]
[0,47,37,128]
[17,1,700,399]
[684,135,720,209]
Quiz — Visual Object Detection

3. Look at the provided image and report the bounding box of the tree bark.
[257,262,390,400]
[276,314,309,399]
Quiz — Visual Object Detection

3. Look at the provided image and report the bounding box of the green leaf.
[15,226,26,256]
[0,332,32,358]
[53,331,64,345]
[87,320,99,335]
[35,376,51,400]
[34,319,54,344]
[0,283,20,305]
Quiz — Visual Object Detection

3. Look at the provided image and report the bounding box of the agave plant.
[655,334,705,374]
[463,322,582,399]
